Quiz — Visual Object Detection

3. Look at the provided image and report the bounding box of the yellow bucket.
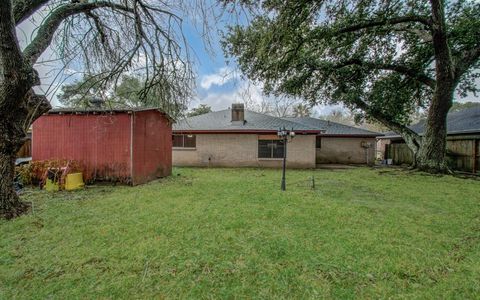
[65,173,85,191]
[44,178,59,192]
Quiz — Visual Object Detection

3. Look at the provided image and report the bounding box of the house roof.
[174,109,379,136]
[173,109,322,134]
[379,106,480,139]
[283,117,380,137]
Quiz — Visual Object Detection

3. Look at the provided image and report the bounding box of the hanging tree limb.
[454,46,480,80]
[23,1,133,64]
[13,0,49,24]
[309,59,436,89]
[336,15,432,34]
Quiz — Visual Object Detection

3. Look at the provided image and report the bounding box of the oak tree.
[223,0,480,172]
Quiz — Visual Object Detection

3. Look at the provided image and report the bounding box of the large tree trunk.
[0,94,50,219]
[416,87,453,173]
[0,153,28,219]
[0,117,29,219]
[414,0,455,173]
[1,1,51,219]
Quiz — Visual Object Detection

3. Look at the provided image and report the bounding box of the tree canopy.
[58,75,188,118]
[223,0,480,171]
[187,104,212,117]
[292,103,312,117]
[450,101,480,112]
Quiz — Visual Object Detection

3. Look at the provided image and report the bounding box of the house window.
[173,134,196,148]
[316,136,321,148]
[258,140,285,159]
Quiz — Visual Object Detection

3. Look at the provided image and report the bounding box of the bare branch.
[22,89,51,130]
[23,1,133,64]
[13,0,49,24]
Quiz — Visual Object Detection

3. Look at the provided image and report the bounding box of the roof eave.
[322,134,381,138]
[173,129,323,134]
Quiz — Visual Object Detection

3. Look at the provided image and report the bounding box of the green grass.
[1,167,479,299]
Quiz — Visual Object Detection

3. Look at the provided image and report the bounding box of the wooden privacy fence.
[386,137,480,174]
[16,139,31,158]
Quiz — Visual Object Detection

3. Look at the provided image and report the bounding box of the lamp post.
[277,127,295,191]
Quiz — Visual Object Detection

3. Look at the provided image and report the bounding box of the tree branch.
[454,46,480,80]
[23,89,51,129]
[0,0,35,108]
[23,1,133,64]
[352,97,422,154]
[13,0,49,24]
[326,75,422,154]
[313,59,436,88]
[337,15,432,34]
[352,59,435,88]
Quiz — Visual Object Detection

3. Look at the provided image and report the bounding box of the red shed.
[32,108,172,185]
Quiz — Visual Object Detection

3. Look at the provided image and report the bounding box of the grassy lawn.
[1,167,479,299]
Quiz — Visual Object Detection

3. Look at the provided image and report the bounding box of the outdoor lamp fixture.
[277,127,295,191]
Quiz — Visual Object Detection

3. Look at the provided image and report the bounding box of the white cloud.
[193,76,351,118]
[200,67,239,90]
[314,104,347,116]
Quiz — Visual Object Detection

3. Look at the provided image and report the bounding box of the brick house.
[173,104,379,168]
[284,117,379,165]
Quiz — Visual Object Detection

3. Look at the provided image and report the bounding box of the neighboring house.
[377,107,480,173]
[284,117,379,164]
[32,108,173,184]
[173,104,380,168]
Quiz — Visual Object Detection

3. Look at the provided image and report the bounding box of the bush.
[15,160,84,186]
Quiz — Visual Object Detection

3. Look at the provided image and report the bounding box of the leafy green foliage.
[57,75,103,108]
[58,74,188,119]
[1,168,480,298]
[223,0,480,126]
[450,101,480,112]
[15,160,84,186]
[292,103,311,117]
[187,104,212,117]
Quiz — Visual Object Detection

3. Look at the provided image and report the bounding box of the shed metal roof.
[46,107,173,121]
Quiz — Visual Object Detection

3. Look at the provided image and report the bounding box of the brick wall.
[173,134,316,168]
[316,137,376,164]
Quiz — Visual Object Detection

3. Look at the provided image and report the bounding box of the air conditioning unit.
[361,141,372,148]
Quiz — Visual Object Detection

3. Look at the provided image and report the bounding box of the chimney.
[89,96,104,108]
[231,103,245,122]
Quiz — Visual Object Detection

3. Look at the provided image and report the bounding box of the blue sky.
[17,3,263,112]
[17,2,478,116]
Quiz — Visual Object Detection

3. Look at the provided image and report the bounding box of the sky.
[15,1,346,116]
[17,1,479,116]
